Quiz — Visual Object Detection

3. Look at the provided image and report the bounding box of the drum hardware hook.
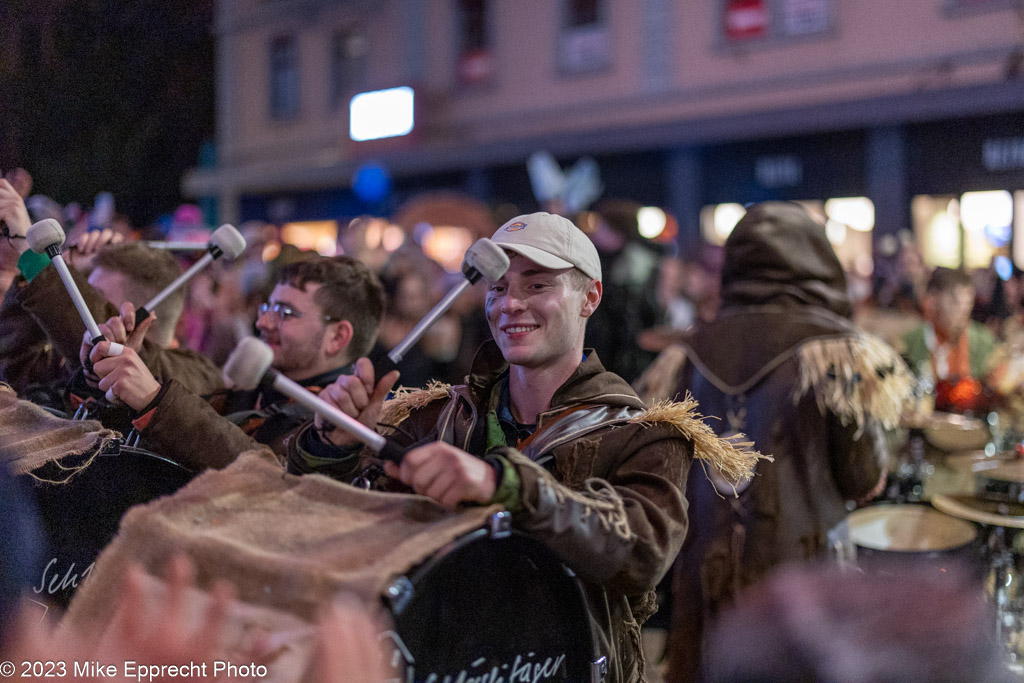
[386,576,414,615]
[591,655,608,682]
[488,511,512,539]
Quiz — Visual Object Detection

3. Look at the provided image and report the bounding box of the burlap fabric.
[65,451,501,647]
[0,384,116,476]
[92,572,319,683]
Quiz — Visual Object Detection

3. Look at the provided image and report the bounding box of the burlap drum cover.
[91,572,319,683]
[0,384,116,476]
[65,451,500,671]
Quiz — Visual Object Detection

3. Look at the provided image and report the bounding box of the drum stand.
[885,428,932,503]
[71,402,143,446]
[985,524,1024,674]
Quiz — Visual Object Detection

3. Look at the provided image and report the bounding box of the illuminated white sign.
[349,86,415,142]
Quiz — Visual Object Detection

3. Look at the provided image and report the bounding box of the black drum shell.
[385,529,599,682]
[26,441,193,607]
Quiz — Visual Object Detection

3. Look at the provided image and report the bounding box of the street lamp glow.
[637,206,667,239]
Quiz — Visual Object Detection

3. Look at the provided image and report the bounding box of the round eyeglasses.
[258,302,336,323]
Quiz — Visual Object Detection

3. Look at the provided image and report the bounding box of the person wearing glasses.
[86,256,385,470]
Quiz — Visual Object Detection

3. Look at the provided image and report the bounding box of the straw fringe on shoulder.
[628,393,770,488]
[377,381,452,434]
[796,333,914,432]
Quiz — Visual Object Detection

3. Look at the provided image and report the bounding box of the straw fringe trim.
[378,381,452,433]
[628,394,770,489]
[796,334,914,432]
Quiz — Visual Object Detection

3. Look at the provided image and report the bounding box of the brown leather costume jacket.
[0,265,223,400]
[289,342,714,682]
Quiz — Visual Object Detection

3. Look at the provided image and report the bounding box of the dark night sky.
[0,0,216,226]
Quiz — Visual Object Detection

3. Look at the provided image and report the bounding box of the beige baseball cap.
[491,212,602,281]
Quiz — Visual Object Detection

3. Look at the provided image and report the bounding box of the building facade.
[185,0,1024,267]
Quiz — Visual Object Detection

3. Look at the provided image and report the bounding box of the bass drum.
[845,503,981,572]
[27,439,194,606]
[384,516,605,682]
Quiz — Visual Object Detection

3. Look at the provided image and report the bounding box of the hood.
[721,201,852,319]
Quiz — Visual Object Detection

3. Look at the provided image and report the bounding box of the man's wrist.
[485,454,522,513]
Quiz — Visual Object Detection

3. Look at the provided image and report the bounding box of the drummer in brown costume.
[288,212,764,682]
[88,256,386,469]
[634,201,914,681]
[0,179,222,404]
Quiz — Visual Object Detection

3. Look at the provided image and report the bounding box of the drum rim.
[846,503,977,552]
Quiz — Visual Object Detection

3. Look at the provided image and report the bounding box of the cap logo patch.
[505,221,527,232]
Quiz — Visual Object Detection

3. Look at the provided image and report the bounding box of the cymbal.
[977,460,1024,484]
[943,450,1015,474]
[931,493,1024,529]
[922,413,990,452]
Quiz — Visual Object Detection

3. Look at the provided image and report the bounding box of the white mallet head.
[223,336,275,390]
[27,218,66,254]
[210,224,247,260]
[463,238,510,283]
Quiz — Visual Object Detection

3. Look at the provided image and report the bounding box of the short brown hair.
[926,267,973,295]
[92,243,184,345]
[277,256,385,359]
[566,267,594,292]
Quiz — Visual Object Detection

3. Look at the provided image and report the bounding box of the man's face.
[485,255,597,370]
[256,282,333,381]
[928,285,974,340]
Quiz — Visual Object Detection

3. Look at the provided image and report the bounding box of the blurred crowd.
[6,164,1024,409]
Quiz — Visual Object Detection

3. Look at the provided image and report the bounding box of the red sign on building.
[724,0,769,40]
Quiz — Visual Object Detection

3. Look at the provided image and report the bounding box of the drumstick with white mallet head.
[142,241,214,251]
[223,337,407,463]
[386,237,510,367]
[134,223,247,323]
[27,219,125,360]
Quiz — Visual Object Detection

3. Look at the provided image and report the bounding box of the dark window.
[565,0,602,27]
[269,35,299,120]
[459,0,488,51]
[330,29,367,110]
[456,0,493,86]
[558,0,610,74]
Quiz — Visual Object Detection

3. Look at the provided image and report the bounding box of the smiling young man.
[91,256,385,470]
[288,212,760,681]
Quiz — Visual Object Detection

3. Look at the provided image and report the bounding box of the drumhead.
[847,504,977,552]
[385,529,597,681]
[28,441,193,606]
